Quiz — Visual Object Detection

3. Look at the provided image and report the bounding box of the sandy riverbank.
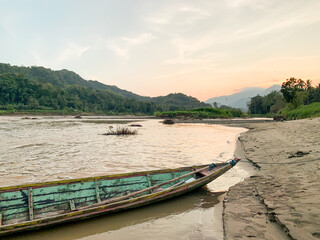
[219,118,320,240]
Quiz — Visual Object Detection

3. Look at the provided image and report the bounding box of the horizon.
[1,0,320,101]
[0,62,283,102]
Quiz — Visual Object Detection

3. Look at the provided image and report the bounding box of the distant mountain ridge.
[205,85,281,111]
[0,63,149,101]
[0,63,209,111]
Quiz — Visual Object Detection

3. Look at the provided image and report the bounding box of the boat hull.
[0,161,238,235]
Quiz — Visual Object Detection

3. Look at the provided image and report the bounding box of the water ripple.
[0,117,246,187]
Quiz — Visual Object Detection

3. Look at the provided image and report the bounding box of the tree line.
[248,78,320,115]
[0,73,210,115]
[155,107,248,119]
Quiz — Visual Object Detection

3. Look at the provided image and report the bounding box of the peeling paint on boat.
[0,160,238,236]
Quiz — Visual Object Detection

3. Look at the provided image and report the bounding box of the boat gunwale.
[0,164,225,193]
[0,159,240,236]
[0,161,235,235]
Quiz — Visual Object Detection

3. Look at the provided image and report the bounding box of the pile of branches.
[102,126,138,136]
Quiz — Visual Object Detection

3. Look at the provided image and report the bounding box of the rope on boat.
[209,163,216,171]
[229,159,237,166]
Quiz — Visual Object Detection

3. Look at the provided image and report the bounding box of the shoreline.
[2,115,319,239]
[217,118,320,240]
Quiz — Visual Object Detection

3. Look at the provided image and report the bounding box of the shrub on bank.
[155,107,247,119]
[280,102,320,119]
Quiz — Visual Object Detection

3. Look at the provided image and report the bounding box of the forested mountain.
[0,63,209,114]
[0,63,149,101]
[152,93,210,110]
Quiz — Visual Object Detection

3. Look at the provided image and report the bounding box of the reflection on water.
[0,116,249,240]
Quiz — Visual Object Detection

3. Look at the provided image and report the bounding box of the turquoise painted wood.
[0,169,194,224]
[0,159,240,236]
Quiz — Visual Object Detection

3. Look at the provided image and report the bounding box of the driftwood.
[163,119,174,124]
[288,150,311,158]
[102,126,138,135]
[273,115,286,121]
[129,124,143,127]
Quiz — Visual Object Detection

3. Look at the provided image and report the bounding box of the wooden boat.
[0,158,240,236]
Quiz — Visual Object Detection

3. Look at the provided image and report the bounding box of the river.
[0,116,251,240]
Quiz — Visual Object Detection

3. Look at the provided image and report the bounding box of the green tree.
[248,95,264,114]
[307,83,320,103]
[262,91,285,113]
[281,78,308,105]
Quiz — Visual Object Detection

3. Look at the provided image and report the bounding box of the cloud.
[226,0,272,10]
[57,44,90,62]
[231,11,320,41]
[145,4,213,29]
[164,37,218,66]
[107,44,129,58]
[156,63,217,80]
[107,33,156,58]
[29,41,90,68]
[120,33,155,45]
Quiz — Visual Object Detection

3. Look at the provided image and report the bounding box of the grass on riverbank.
[280,102,320,119]
[155,107,248,119]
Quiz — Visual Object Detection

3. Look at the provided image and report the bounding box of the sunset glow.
[1,0,320,101]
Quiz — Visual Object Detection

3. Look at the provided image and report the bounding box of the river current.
[0,116,250,240]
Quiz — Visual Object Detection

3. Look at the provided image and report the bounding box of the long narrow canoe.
[0,158,240,236]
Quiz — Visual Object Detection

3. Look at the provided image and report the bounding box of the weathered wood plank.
[32,182,95,196]
[0,172,190,213]
[0,179,154,218]
[150,171,191,189]
[2,211,29,225]
[146,175,151,187]
[34,199,96,216]
[0,165,207,193]
[33,196,96,210]
[95,181,101,203]
[33,184,148,207]
[146,175,152,194]
[28,188,33,221]
[69,200,75,211]
[0,202,27,212]
[32,178,148,197]
[34,188,96,202]
[0,191,28,206]
[78,167,208,211]
[3,209,30,221]
[100,182,149,195]
[0,171,193,223]
[98,176,148,188]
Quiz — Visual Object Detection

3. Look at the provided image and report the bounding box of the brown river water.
[0,116,252,240]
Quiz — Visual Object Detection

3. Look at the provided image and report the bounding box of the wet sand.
[220,118,320,240]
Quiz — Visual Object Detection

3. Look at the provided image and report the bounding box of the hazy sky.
[1,0,320,101]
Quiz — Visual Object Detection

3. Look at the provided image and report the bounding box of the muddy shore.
[216,118,320,240]
[177,118,320,239]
